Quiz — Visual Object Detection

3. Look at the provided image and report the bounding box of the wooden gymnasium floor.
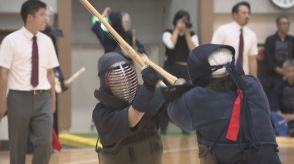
[0,136,294,164]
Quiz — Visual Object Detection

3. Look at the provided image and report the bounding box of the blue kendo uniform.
[168,76,279,163]
[165,44,281,164]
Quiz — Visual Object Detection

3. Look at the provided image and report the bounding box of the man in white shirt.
[211,1,258,76]
[0,1,59,164]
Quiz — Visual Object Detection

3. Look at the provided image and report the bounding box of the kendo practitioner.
[164,44,281,164]
[92,52,164,164]
[281,60,294,136]
[43,5,68,94]
[91,7,145,54]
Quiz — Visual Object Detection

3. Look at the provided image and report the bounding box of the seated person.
[281,59,294,136]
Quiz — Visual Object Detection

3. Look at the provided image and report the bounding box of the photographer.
[160,10,199,134]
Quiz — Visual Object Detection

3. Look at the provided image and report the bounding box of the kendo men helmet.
[98,52,138,104]
[187,44,236,86]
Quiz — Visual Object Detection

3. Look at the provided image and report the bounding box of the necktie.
[237,28,244,67]
[31,36,39,87]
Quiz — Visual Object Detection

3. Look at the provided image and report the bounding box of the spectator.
[264,15,294,136]
[281,60,294,136]
[211,1,258,77]
[161,10,199,134]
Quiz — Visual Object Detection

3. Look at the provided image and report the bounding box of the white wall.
[0,0,57,13]
[0,0,57,30]
[69,45,99,133]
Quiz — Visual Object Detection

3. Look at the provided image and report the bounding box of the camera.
[184,21,192,28]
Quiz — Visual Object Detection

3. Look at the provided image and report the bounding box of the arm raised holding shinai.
[80,0,183,86]
[80,0,190,128]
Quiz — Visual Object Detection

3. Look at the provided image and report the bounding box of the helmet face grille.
[106,63,138,103]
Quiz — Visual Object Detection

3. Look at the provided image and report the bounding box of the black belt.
[10,89,49,95]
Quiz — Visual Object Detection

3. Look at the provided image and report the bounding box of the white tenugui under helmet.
[208,48,233,78]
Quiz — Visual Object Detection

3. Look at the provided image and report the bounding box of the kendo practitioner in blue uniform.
[92,52,164,164]
[164,44,281,164]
